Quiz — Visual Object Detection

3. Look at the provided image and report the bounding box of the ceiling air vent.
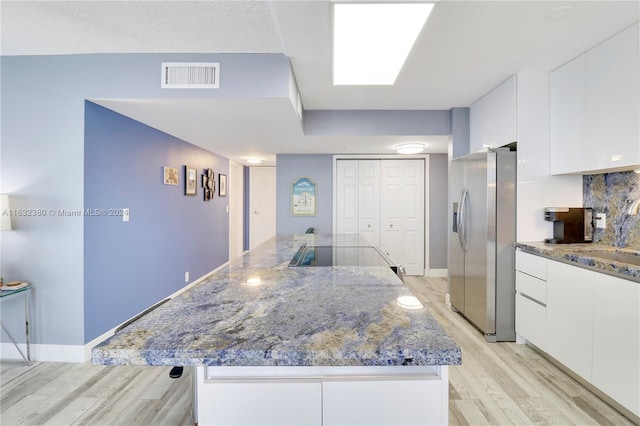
[161,62,219,89]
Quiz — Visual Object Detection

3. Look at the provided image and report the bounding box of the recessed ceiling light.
[545,5,572,22]
[396,143,425,154]
[245,157,263,164]
[333,2,434,85]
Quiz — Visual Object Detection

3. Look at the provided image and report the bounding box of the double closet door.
[336,159,425,276]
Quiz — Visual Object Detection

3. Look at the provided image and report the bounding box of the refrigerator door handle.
[460,187,470,252]
[457,187,465,249]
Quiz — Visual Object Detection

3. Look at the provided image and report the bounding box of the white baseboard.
[1,342,86,363]
[426,269,448,277]
[2,264,229,364]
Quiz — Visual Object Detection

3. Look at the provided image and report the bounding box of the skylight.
[333,2,434,86]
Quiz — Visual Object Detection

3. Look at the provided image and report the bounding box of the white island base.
[194,365,449,426]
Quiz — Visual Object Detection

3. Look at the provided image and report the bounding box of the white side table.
[0,286,32,364]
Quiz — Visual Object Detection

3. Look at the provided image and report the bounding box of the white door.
[249,167,276,250]
[358,160,380,246]
[229,161,244,261]
[336,160,359,237]
[380,159,425,275]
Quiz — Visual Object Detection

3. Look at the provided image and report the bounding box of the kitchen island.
[92,234,461,425]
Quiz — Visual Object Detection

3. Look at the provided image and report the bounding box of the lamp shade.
[1,194,12,231]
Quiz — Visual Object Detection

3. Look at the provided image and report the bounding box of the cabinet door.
[550,55,586,175]
[323,377,444,425]
[470,75,517,153]
[546,260,594,381]
[586,23,640,171]
[592,274,640,417]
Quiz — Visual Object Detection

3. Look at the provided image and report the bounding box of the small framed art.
[185,166,197,196]
[219,174,227,197]
[164,166,178,185]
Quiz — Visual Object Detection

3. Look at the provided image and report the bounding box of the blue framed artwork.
[291,176,317,216]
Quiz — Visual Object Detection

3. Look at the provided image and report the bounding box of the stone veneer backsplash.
[584,170,640,249]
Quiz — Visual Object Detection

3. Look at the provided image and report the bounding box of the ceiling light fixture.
[333,2,434,85]
[245,157,262,164]
[396,143,425,155]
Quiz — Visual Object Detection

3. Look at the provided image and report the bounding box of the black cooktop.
[289,245,393,267]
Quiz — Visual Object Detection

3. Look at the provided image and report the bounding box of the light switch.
[595,212,606,229]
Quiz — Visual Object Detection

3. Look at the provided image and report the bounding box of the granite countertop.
[515,241,640,282]
[92,234,461,367]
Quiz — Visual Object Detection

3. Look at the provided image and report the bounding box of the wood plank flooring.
[0,276,635,425]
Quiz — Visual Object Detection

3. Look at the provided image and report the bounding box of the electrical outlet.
[122,208,129,222]
[185,272,189,283]
[595,213,606,229]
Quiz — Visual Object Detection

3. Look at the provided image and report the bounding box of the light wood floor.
[0,276,636,425]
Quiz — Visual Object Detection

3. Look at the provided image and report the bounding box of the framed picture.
[185,166,197,196]
[163,166,178,185]
[202,168,215,201]
[219,174,227,197]
[291,176,317,216]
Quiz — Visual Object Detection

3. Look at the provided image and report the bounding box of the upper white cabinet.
[470,75,517,154]
[586,22,640,171]
[550,23,640,174]
[550,55,587,174]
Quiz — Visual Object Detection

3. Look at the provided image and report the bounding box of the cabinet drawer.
[516,271,546,304]
[516,251,547,280]
[516,293,546,351]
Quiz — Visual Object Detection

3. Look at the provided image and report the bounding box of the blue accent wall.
[276,155,334,234]
[84,102,229,341]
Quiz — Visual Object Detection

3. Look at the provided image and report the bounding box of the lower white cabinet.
[515,252,547,350]
[546,260,595,382]
[196,366,449,425]
[592,273,640,417]
[519,252,640,419]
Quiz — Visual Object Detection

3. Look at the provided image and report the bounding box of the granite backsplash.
[584,170,640,249]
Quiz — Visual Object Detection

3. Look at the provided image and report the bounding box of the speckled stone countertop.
[515,242,640,283]
[92,234,461,367]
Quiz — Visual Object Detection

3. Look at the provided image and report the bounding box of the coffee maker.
[544,207,593,244]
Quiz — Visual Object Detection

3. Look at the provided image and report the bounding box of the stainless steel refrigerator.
[449,148,516,342]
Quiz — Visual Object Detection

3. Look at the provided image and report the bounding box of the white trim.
[445,293,451,308]
[427,269,448,278]
[1,342,86,363]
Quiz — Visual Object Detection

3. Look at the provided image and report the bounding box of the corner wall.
[276,155,334,234]
[84,102,229,341]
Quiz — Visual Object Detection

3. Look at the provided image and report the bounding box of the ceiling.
[2,1,639,165]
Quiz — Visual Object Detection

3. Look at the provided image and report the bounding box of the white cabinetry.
[196,366,449,425]
[515,251,547,350]
[592,273,640,417]
[550,23,640,174]
[469,75,517,154]
[549,56,586,175]
[546,259,594,381]
[585,22,640,171]
[519,252,640,419]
